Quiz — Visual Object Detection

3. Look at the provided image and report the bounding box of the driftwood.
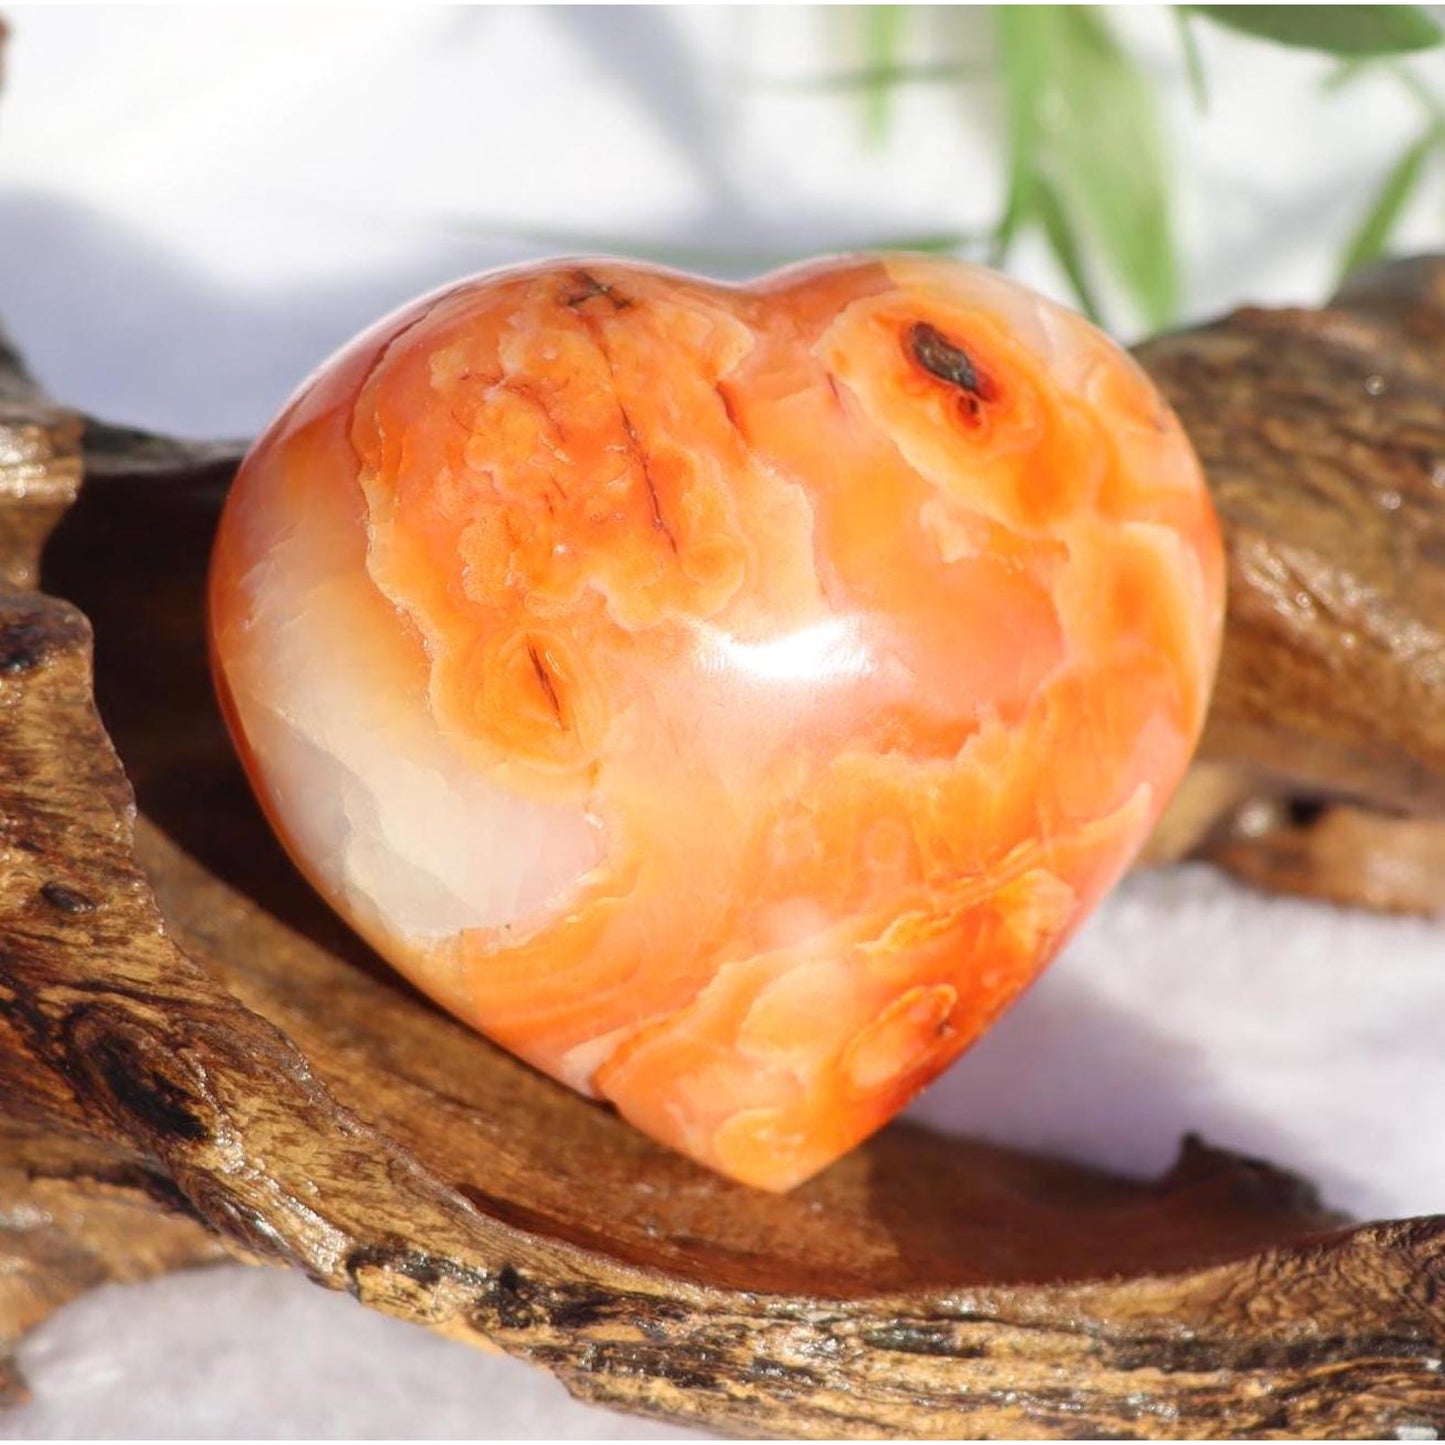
[0,1122,229,1408]
[1,259,1443,1438]
[1137,266,1445,909]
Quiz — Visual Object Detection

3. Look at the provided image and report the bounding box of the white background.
[3,6,1444,1439]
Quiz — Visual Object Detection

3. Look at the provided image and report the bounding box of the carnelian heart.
[208,255,1224,1191]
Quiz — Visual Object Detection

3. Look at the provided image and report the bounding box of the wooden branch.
[1138,257,1445,823]
[2,262,1444,1437]
[1200,799,1445,916]
[0,1122,231,1406]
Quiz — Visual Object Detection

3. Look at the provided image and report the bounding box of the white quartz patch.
[231,545,600,944]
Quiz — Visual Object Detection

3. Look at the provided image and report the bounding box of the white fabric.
[3,7,1443,1439]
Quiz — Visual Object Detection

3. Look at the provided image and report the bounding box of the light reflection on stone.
[209,255,1224,1190]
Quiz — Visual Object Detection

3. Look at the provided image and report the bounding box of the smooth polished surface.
[6,9,1445,1437]
[208,254,1223,1189]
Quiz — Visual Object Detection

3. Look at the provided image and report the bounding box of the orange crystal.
[208,255,1224,1190]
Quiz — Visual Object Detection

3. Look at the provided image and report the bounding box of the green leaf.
[1339,126,1439,276]
[991,5,1049,263]
[1173,7,1210,112]
[1390,61,1445,124]
[1320,58,1445,128]
[762,61,980,94]
[863,6,906,144]
[1033,174,1105,323]
[1050,7,1178,325]
[1321,56,1375,92]
[1190,5,1442,57]
[867,231,986,254]
[996,6,1179,327]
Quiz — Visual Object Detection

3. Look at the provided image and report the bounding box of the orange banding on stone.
[209,255,1224,1191]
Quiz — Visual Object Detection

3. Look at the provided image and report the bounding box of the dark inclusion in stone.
[906,322,996,407]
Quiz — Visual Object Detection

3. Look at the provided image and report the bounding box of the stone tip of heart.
[208,254,1225,1191]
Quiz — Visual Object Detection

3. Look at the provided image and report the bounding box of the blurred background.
[7,6,1445,438]
[3,7,1445,1440]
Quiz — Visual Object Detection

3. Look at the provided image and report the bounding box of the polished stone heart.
[209,255,1223,1190]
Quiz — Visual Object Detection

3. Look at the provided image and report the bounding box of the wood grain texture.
[1203,799,1445,915]
[0,1123,230,1407]
[1138,258,1445,822]
[2,262,1444,1437]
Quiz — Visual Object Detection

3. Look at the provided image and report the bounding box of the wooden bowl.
[2,262,1444,1438]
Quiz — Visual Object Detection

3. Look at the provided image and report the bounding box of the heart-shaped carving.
[208,255,1224,1190]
